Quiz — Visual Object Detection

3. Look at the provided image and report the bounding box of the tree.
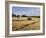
[21,15,26,17]
[17,15,20,17]
[14,15,16,17]
[27,17,32,20]
[12,13,16,17]
[12,13,14,17]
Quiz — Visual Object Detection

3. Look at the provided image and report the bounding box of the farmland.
[12,17,40,31]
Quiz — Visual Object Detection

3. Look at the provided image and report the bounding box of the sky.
[12,7,40,16]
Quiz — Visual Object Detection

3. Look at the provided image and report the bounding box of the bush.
[17,15,20,17]
[21,15,26,17]
[27,17,32,20]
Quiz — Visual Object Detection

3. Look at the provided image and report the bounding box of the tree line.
[12,14,40,18]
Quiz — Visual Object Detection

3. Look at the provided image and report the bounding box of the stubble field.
[12,17,40,31]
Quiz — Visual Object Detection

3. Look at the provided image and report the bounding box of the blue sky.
[12,7,40,16]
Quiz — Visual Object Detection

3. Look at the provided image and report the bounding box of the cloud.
[12,7,40,16]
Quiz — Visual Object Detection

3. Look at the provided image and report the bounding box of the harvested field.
[12,17,40,31]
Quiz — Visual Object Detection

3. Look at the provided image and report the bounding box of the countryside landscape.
[12,7,40,31]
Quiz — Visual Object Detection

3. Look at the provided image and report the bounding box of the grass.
[12,17,40,31]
